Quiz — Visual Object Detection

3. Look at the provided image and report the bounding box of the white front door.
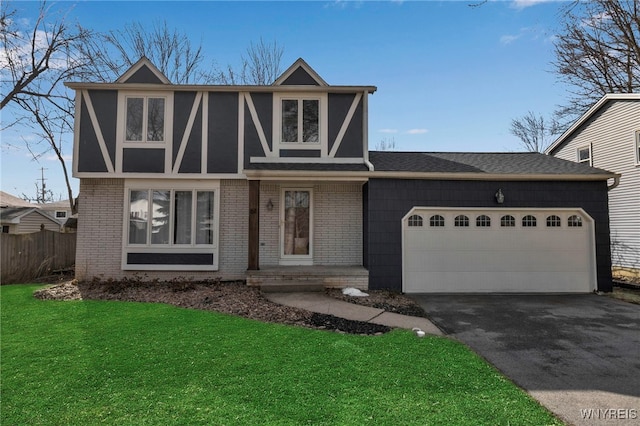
[280,189,313,265]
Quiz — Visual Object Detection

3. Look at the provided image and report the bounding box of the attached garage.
[402,207,597,293]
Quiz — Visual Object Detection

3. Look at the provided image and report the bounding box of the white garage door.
[402,208,596,293]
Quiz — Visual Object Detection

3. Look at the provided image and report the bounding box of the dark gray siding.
[122,149,164,173]
[280,150,321,158]
[127,253,213,265]
[208,92,239,174]
[250,92,272,152]
[178,104,203,173]
[244,102,266,169]
[88,90,117,165]
[366,179,613,292]
[335,98,363,158]
[78,100,108,172]
[124,65,166,84]
[281,68,320,85]
[328,94,354,154]
[173,92,199,166]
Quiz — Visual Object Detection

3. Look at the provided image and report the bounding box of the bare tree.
[509,112,562,153]
[1,1,94,213]
[553,0,640,122]
[216,38,284,85]
[78,20,218,84]
[375,137,397,151]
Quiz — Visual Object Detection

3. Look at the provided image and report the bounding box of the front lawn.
[1,285,562,425]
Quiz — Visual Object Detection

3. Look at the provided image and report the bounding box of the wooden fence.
[1,230,76,284]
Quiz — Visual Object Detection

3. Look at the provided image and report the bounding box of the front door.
[280,189,312,265]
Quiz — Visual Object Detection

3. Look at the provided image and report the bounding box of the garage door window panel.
[522,215,537,227]
[429,215,445,227]
[476,215,491,227]
[408,215,423,227]
[568,215,583,227]
[501,215,515,227]
[454,215,469,227]
[546,215,561,227]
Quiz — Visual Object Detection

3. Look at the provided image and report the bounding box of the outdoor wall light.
[495,189,505,204]
[266,199,274,211]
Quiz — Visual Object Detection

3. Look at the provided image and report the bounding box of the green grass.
[1,285,562,425]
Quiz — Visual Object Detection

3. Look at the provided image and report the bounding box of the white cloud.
[378,128,398,134]
[511,0,553,10]
[406,129,428,135]
[500,34,521,45]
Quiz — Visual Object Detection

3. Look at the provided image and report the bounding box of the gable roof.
[115,56,171,84]
[368,151,616,179]
[0,207,58,224]
[545,93,640,155]
[0,191,35,208]
[273,58,329,86]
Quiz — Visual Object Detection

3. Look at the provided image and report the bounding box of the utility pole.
[38,167,47,204]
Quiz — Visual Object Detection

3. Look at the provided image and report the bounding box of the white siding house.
[546,94,640,276]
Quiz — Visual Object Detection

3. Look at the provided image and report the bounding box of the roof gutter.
[608,175,621,191]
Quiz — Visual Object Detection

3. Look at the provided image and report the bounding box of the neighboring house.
[0,207,62,234]
[39,199,77,232]
[546,94,639,277]
[0,191,35,208]
[65,57,616,293]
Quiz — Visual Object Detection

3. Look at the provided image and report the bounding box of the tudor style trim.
[245,93,273,157]
[172,92,203,174]
[81,90,115,173]
[329,92,362,157]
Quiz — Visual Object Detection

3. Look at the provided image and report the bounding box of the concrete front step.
[259,280,325,293]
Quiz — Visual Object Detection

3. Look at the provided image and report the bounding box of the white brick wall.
[259,182,363,266]
[76,178,125,280]
[76,178,362,282]
[76,178,248,282]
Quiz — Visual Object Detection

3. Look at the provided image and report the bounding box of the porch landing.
[246,265,368,293]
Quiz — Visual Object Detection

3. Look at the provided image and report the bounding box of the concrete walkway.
[264,292,443,336]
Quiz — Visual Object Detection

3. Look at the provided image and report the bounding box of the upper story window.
[408,214,423,227]
[125,95,166,143]
[577,145,591,165]
[281,98,319,143]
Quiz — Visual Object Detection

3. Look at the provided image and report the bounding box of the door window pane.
[284,190,310,255]
[174,191,192,244]
[151,190,170,244]
[126,98,143,141]
[129,190,149,244]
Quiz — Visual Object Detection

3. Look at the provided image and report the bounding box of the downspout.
[362,90,375,171]
[607,176,621,191]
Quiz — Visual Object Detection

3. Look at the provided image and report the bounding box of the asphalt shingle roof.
[369,151,614,176]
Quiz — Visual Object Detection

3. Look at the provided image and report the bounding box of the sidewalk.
[265,292,443,336]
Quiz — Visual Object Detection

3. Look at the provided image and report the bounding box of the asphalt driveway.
[410,294,640,426]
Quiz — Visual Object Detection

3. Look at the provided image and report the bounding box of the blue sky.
[2,0,568,200]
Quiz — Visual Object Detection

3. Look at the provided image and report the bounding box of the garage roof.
[369,151,614,176]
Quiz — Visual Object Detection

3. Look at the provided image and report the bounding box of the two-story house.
[546,94,639,279]
[67,57,616,293]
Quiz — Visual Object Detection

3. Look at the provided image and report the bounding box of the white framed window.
[55,211,67,219]
[273,93,328,153]
[577,145,591,165]
[123,180,220,271]
[117,91,173,150]
[568,215,583,227]
[635,130,640,165]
